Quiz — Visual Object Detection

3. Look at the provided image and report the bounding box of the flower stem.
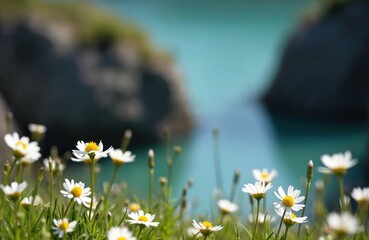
[48,159,53,212]
[297,179,311,238]
[89,153,96,219]
[212,128,223,192]
[337,175,346,212]
[63,198,74,217]
[104,166,119,209]
[284,226,290,240]
[137,226,144,239]
[6,156,20,184]
[252,199,261,240]
[275,208,287,240]
[149,169,153,212]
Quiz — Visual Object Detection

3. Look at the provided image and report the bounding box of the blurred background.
[0,0,368,213]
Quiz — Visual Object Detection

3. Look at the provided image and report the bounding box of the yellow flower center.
[332,167,346,176]
[14,141,28,158]
[201,221,213,228]
[117,237,127,240]
[253,193,265,200]
[71,186,82,197]
[290,213,296,219]
[261,172,269,179]
[138,215,148,222]
[282,195,295,208]
[85,142,99,152]
[129,203,141,212]
[59,221,69,231]
[15,141,27,149]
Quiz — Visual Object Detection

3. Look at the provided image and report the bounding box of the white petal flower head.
[52,218,77,238]
[274,186,305,211]
[217,199,238,214]
[21,195,43,209]
[242,181,273,200]
[0,181,27,200]
[107,226,136,240]
[319,151,357,175]
[60,179,91,207]
[4,132,41,160]
[71,140,112,164]
[28,123,47,134]
[351,187,369,205]
[326,212,360,237]
[43,158,65,173]
[253,168,278,183]
[109,149,136,166]
[248,213,275,224]
[275,208,307,227]
[127,210,159,227]
[192,219,223,237]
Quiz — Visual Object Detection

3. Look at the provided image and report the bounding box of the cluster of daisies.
[0,124,368,239]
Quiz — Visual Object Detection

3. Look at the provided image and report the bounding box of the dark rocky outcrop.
[263,0,369,122]
[0,19,193,152]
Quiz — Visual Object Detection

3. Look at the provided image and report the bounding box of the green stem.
[104,166,119,209]
[252,199,261,240]
[16,164,23,182]
[63,198,74,217]
[49,164,53,212]
[6,156,20,184]
[230,182,237,203]
[337,175,346,212]
[297,179,311,238]
[137,226,144,239]
[148,169,153,212]
[14,200,20,240]
[89,155,95,219]
[275,208,287,240]
[284,226,290,240]
[212,129,223,192]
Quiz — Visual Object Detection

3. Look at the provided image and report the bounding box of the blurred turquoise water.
[68,1,367,214]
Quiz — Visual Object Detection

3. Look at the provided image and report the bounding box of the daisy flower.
[43,158,65,173]
[252,168,277,183]
[274,186,305,211]
[276,208,307,227]
[127,210,159,227]
[109,149,136,166]
[242,181,273,200]
[0,181,27,200]
[21,195,43,210]
[28,123,47,134]
[326,212,360,237]
[60,179,91,207]
[4,132,41,160]
[217,199,238,214]
[318,151,357,175]
[52,218,77,238]
[107,226,136,240]
[192,219,223,236]
[71,140,112,163]
[351,187,369,205]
